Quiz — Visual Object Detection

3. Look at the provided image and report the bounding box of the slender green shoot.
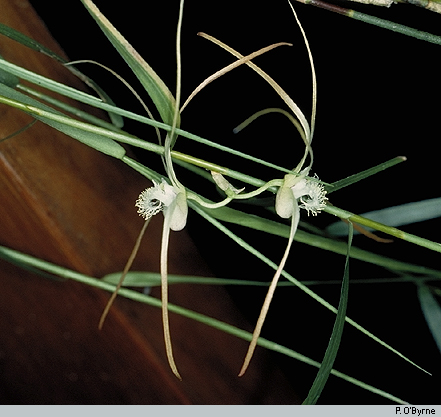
[0,244,409,404]
[303,222,352,404]
[296,0,441,45]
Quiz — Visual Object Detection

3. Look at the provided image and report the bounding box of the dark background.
[28,0,441,404]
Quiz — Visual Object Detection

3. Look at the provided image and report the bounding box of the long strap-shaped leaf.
[80,0,177,127]
[298,0,441,45]
[0,82,125,159]
[0,22,123,128]
[302,222,352,404]
[191,202,430,377]
[0,243,408,403]
[417,284,441,355]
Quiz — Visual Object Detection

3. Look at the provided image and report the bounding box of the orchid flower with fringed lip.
[230,2,328,376]
[98,0,187,380]
[131,0,188,378]
[135,176,187,381]
[163,0,326,377]
[98,0,325,380]
[95,0,294,380]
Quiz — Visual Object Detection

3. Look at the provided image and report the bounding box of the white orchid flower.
[99,0,187,380]
[238,3,327,377]
[239,170,327,376]
[134,177,187,380]
[136,179,188,231]
[276,171,327,219]
[136,0,188,379]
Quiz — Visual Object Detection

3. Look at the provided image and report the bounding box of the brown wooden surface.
[0,0,300,404]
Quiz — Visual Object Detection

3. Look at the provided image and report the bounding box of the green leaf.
[417,284,441,354]
[324,204,441,255]
[326,156,406,194]
[303,0,441,45]
[0,23,63,60]
[80,0,177,126]
[0,58,294,175]
[327,198,441,236]
[191,202,430,376]
[0,55,19,87]
[0,243,408,403]
[102,271,296,287]
[303,223,352,404]
[201,203,441,278]
[0,22,123,127]
[0,82,125,159]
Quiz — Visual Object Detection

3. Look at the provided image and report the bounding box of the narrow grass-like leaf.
[191,202,430,375]
[417,284,441,354]
[0,59,117,111]
[122,157,441,282]
[102,271,297,287]
[0,83,125,159]
[80,0,177,127]
[99,219,151,330]
[326,156,407,194]
[327,198,441,236]
[123,152,441,280]
[0,23,62,59]
[0,22,123,127]
[0,88,277,188]
[17,84,121,132]
[0,90,160,155]
[101,272,439,288]
[299,0,441,45]
[201,203,441,278]
[0,244,408,403]
[325,204,441,254]
[0,120,37,144]
[0,58,291,174]
[302,222,352,404]
[0,58,19,87]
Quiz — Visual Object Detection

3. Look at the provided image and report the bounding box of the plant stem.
[298,0,441,45]
[0,244,408,403]
[325,204,441,253]
[326,156,406,194]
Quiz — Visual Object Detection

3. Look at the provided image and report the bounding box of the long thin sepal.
[238,200,300,376]
[99,219,150,329]
[160,213,182,380]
